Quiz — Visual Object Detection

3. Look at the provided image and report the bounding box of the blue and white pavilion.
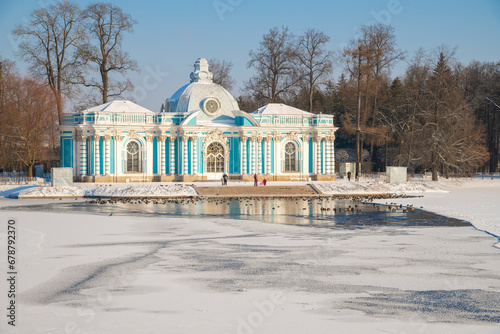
[59,58,338,182]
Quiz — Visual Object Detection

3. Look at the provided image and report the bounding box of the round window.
[127,141,139,155]
[203,98,220,115]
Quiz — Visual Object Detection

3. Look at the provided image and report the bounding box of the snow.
[314,179,448,194]
[7,183,197,198]
[82,183,197,197]
[83,100,155,114]
[252,103,314,115]
[0,178,499,333]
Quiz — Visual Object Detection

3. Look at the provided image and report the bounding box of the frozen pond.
[2,196,499,334]
[3,197,471,229]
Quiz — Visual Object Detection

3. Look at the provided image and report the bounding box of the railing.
[253,114,334,127]
[61,112,334,127]
[61,112,185,125]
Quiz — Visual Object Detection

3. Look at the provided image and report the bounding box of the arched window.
[126,141,141,172]
[206,142,224,173]
[284,142,297,172]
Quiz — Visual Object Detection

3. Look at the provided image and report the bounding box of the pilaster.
[93,134,100,175]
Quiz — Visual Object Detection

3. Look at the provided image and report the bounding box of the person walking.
[223,173,228,186]
[347,171,351,181]
[253,174,258,186]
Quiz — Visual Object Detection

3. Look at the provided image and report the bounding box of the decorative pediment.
[204,128,227,144]
[127,130,139,139]
[285,131,299,141]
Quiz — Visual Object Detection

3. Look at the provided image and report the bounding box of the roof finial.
[190,58,213,83]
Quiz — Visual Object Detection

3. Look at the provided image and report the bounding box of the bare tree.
[459,60,500,173]
[208,58,235,91]
[361,23,405,162]
[0,58,16,115]
[296,28,334,113]
[382,49,431,171]
[0,58,17,171]
[78,2,137,104]
[2,74,58,177]
[13,0,86,124]
[383,48,489,178]
[342,38,372,176]
[246,26,300,104]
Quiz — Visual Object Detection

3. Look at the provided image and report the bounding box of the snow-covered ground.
[3,183,197,198]
[0,178,499,333]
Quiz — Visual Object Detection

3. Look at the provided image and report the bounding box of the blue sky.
[1,0,499,111]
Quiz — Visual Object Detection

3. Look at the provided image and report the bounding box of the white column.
[250,138,257,175]
[241,137,247,175]
[169,136,176,175]
[324,140,329,175]
[303,136,310,174]
[316,138,322,175]
[257,138,262,174]
[157,136,162,174]
[93,135,100,175]
[265,138,271,174]
[301,140,306,174]
[146,135,154,175]
[112,134,121,175]
[249,138,255,175]
[73,133,78,177]
[160,136,166,175]
[182,136,188,175]
[322,140,326,175]
[331,136,335,174]
[79,135,87,176]
[312,138,317,174]
[104,135,110,175]
[192,136,198,175]
[329,140,333,174]
[273,135,280,175]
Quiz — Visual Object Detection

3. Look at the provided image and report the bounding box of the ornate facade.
[59,58,338,182]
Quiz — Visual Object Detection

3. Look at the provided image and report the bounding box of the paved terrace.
[192,184,320,197]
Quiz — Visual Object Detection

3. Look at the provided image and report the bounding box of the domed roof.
[166,58,239,114]
[252,103,313,115]
[85,100,155,113]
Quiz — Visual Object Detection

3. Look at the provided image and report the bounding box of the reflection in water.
[6,198,470,229]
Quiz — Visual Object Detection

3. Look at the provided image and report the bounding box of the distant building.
[59,58,338,182]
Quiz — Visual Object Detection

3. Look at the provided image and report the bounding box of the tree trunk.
[27,163,33,178]
[102,70,108,104]
[384,139,388,172]
[369,79,379,165]
[309,87,314,113]
[355,52,362,179]
[356,82,361,178]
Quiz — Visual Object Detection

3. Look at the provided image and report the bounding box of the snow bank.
[314,180,448,194]
[83,183,197,197]
[16,186,84,198]
[15,183,197,198]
